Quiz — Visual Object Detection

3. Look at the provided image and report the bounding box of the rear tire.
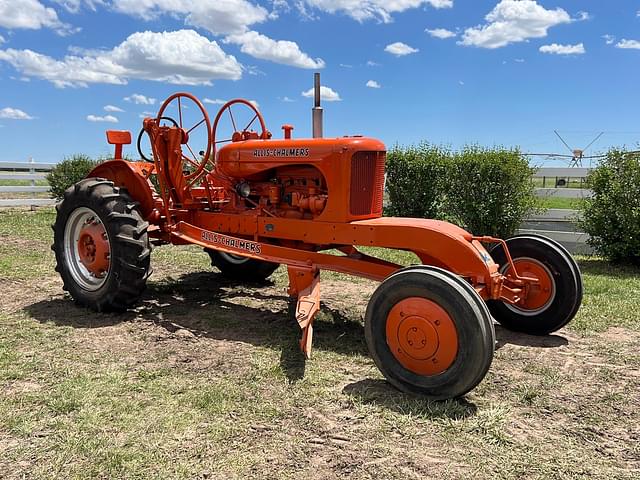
[52,178,151,312]
[487,235,581,335]
[365,266,495,400]
[206,249,278,281]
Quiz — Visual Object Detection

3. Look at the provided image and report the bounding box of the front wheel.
[487,235,582,335]
[365,266,495,400]
[52,178,152,312]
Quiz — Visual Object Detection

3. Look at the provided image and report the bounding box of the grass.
[538,196,584,210]
[0,207,638,479]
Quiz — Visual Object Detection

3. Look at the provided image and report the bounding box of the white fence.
[533,167,592,199]
[0,160,56,207]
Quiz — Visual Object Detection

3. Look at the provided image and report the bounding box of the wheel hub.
[77,219,110,278]
[386,297,458,375]
[506,258,555,312]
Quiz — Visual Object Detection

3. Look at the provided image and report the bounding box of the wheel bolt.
[435,320,441,326]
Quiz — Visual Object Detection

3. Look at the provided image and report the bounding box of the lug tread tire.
[206,249,278,281]
[364,266,495,400]
[52,177,151,312]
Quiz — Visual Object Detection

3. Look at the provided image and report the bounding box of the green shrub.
[385,143,450,219]
[47,154,99,200]
[386,144,539,238]
[581,149,640,264]
[446,146,539,238]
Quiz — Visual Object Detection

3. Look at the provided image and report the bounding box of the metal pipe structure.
[312,72,323,138]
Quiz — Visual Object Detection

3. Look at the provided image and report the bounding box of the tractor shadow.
[23,272,568,404]
[494,325,568,350]
[24,271,368,383]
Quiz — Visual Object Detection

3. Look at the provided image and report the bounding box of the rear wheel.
[487,236,581,335]
[365,266,495,400]
[52,178,151,312]
[206,249,278,281]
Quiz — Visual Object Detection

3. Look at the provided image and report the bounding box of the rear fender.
[88,160,157,219]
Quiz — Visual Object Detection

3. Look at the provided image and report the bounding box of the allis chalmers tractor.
[52,75,582,400]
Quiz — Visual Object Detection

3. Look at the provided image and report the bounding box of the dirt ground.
[1,222,639,479]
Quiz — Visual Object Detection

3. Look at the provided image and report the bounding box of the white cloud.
[366,80,381,88]
[514,58,525,63]
[52,0,104,13]
[104,104,124,112]
[0,30,243,88]
[138,111,154,119]
[204,98,227,105]
[616,39,640,50]
[603,34,615,45]
[384,42,419,56]
[280,96,295,102]
[366,60,381,66]
[302,85,341,102]
[0,107,34,120]
[87,114,118,123]
[112,0,269,36]
[426,28,456,39]
[460,0,571,49]
[0,0,75,35]
[0,35,5,45]
[539,43,585,55]
[225,30,325,69]
[301,1,453,23]
[125,94,156,105]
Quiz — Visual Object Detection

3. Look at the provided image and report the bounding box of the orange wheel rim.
[386,297,458,375]
[77,221,110,277]
[505,258,555,312]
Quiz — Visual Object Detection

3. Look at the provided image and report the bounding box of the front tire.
[52,178,151,312]
[487,235,582,335]
[365,266,495,400]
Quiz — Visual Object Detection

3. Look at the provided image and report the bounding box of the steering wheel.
[156,93,213,187]
[212,99,270,155]
[136,116,179,162]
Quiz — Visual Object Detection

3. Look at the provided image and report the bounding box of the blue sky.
[0,0,639,164]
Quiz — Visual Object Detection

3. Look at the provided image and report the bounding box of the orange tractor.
[52,75,582,400]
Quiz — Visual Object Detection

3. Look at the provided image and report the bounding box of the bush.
[386,144,539,238]
[581,149,640,264]
[446,146,539,238]
[386,143,449,219]
[47,154,99,200]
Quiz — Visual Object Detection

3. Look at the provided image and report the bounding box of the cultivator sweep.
[52,75,582,400]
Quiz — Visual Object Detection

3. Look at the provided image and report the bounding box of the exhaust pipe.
[312,72,323,138]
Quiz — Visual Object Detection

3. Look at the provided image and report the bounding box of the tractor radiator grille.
[350,151,385,216]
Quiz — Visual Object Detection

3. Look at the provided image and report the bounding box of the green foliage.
[46,154,99,200]
[386,144,539,238]
[581,149,640,264]
[386,143,449,219]
[446,146,539,238]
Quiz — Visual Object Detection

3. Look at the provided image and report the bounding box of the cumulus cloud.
[603,34,615,45]
[460,0,571,49]
[616,39,640,50]
[0,107,34,120]
[300,0,453,23]
[539,43,585,55]
[366,80,381,88]
[0,0,76,35]
[104,104,124,112]
[112,0,269,36]
[0,30,243,88]
[426,28,456,39]
[52,0,104,13]
[385,42,419,56]
[87,114,118,123]
[302,85,341,102]
[225,30,325,69]
[0,35,5,45]
[203,98,227,105]
[125,94,156,105]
